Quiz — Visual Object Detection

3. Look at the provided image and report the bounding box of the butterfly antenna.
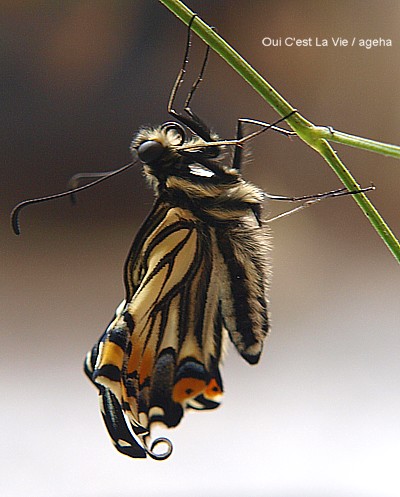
[11,160,138,235]
[68,171,118,205]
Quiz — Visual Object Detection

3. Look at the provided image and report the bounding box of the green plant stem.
[317,127,400,158]
[159,0,400,263]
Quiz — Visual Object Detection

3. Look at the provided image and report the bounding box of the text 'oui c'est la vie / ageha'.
[262,37,392,49]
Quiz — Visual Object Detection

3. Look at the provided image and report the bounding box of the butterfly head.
[133,122,187,166]
[131,121,225,192]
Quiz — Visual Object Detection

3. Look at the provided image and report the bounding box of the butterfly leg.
[168,15,219,152]
[231,117,295,172]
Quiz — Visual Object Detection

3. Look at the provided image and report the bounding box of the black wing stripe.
[124,200,171,300]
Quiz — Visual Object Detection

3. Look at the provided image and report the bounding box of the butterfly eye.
[137,140,165,164]
[160,121,186,146]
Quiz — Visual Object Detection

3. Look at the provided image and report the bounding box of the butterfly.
[83,112,272,458]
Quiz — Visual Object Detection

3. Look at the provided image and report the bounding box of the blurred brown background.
[2,1,399,496]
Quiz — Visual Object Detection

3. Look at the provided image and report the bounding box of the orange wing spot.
[139,349,155,384]
[98,342,124,369]
[172,378,207,403]
[204,378,222,399]
[126,341,141,375]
